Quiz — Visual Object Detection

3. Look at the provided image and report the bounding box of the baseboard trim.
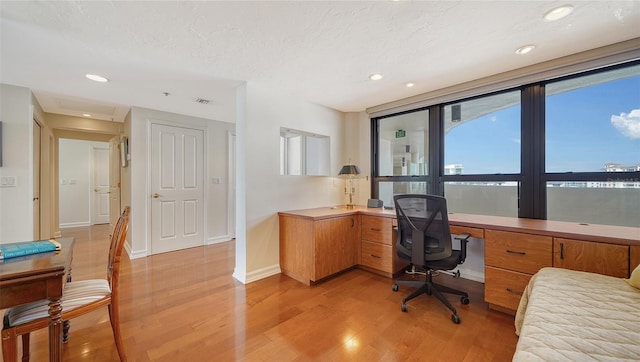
[59,222,91,229]
[125,243,147,260]
[234,264,281,284]
[206,235,233,245]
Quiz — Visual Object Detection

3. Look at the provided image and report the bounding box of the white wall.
[0,84,34,243]
[126,107,235,258]
[58,139,108,228]
[234,82,348,283]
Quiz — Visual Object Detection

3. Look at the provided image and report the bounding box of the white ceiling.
[1,1,639,123]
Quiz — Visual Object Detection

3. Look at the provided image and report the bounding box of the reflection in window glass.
[377,110,428,176]
[378,181,427,208]
[546,65,640,173]
[444,91,521,174]
[547,183,639,227]
[444,181,518,217]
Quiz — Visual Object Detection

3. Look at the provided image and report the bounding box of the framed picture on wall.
[120,136,128,168]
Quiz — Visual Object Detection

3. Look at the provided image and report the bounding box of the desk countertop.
[279,206,640,246]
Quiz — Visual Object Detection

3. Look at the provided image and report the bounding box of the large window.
[374,109,429,206]
[545,64,640,227]
[371,61,640,227]
[442,91,521,216]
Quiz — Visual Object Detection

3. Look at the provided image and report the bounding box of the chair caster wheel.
[392,284,399,292]
[451,314,461,324]
[401,303,408,312]
[461,296,470,305]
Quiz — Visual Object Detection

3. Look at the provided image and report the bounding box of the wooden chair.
[1,206,130,362]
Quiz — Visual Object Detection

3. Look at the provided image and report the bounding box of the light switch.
[0,176,17,187]
[212,177,221,184]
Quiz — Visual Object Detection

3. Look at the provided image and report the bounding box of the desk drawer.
[485,229,552,274]
[361,240,392,272]
[450,225,484,239]
[485,266,531,311]
[361,216,392,245]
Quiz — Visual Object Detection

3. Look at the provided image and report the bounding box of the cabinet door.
[553,238,629,278]
[314,216,358,280]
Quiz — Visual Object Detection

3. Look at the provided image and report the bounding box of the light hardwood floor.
[1,224,518,361]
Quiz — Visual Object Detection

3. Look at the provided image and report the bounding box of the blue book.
[0,239,62,260]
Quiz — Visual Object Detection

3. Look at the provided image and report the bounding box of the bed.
[513,267,640,361]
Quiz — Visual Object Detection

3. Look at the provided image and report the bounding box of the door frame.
[227,131,236,240]
[146,118,208,255]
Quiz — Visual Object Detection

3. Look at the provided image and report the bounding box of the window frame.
[370,60,640,221]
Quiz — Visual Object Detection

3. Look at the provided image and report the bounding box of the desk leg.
[48,297,63,362]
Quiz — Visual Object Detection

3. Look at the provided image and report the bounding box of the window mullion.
[520,84,546,219]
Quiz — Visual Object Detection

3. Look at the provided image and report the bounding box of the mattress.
[513,267,640,361]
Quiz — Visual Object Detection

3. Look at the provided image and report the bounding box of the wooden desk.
[0,237,75,362]
[279,206,640,312]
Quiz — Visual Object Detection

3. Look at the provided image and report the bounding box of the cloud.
[611,109,640,139]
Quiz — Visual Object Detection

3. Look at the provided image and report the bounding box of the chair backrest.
[107,206,130,290]
[394,194,452,263]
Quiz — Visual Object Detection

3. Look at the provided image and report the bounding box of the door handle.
[152,193,160,198]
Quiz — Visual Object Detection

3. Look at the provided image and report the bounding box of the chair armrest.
[454,233,470,262]
[454,233,470,241]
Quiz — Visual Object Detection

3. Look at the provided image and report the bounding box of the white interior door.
[91,146,110,225]
[151,123,204,254]
[33,119,41,239]
[109,136,121,228]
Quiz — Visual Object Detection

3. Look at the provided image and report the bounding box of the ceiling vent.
[194,98,211,105]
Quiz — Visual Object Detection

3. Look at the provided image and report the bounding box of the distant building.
[603,162,640,172]
[444,164,463,175]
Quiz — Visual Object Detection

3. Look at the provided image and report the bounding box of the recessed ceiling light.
[369,73,383,81]
[515,45,536,55]
[544,5,574,21]
[85,74,109,83]
[82,113,92,117]
[405,82,415,88]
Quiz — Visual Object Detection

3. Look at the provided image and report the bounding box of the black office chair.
[391,194,471,324]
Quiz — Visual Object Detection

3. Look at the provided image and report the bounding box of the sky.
[445,74,640,174]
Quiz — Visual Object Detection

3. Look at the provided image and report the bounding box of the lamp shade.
[338,164,361,176]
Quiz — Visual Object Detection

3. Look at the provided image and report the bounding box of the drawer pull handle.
[506,249,526,256]
[370,254,381,259]
[560,242,564,259]
[371,228,381,232]
[506,288,523,296]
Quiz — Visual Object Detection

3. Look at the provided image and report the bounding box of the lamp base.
[345,204,356,209]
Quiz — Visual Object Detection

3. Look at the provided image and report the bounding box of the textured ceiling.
[1,1,639,123]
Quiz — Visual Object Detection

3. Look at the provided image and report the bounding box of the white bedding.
[513,267,640,361]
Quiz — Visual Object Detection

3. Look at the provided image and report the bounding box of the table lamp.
[338,164,361,208]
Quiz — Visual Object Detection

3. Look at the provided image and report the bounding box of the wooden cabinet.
[632,246,640,270]
[359,215,407,277]
[279,214,358,285]
[314,216,359,280]
[484,230,633,314]
[484,230,552,313]
[553,238,629,278]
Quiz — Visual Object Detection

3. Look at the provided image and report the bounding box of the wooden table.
[0,237,75,362]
